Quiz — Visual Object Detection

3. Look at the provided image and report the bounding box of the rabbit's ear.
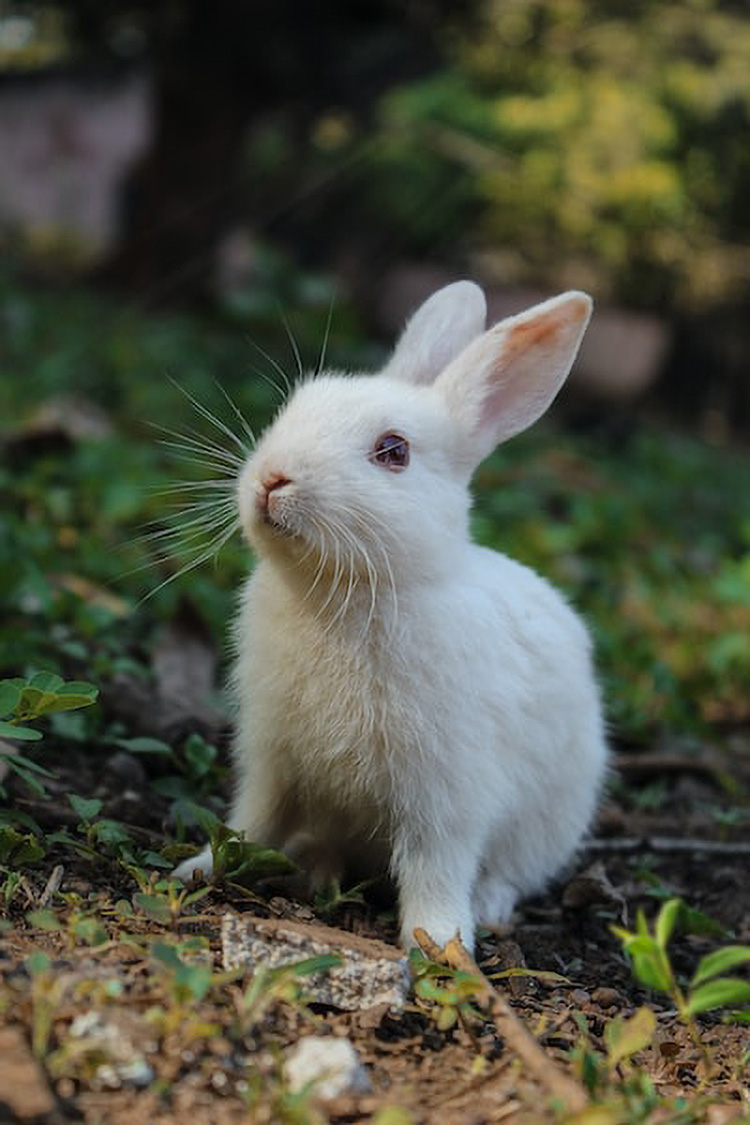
[384,281,487,386]
[436,291,592,466]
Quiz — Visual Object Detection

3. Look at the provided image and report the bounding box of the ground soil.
[2,728,750,1124]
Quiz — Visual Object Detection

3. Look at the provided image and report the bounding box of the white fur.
[173,283,608,949]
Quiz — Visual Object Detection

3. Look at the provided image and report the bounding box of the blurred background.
[1,0,750,757]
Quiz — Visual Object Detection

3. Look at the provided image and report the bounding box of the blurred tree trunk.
[96,63,248,302]
[92,0,266,302]
[78,0,459,303]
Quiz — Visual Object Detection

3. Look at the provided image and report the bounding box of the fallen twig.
[585,836,750,856]
[413,928,588,1113]
[37,864,64,908]
[614,752,722,779]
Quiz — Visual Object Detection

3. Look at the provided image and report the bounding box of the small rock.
[571,989,591,1006]
[222,912,409,1011]
[283,1036,371,1100]
[562,860,626,918]
[105,750,146,789]
[591,987,621,1008]
[68,1009,153,1089]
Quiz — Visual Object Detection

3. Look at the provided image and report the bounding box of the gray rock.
[221,912,409,1011]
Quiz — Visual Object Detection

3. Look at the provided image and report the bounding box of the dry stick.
[584,837,750,856]
[413,928,588,1113]
[37,864,64,909]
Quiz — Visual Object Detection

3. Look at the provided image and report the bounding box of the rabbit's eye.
[371,432,410,471]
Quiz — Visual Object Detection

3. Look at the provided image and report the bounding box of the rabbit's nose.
[257,473,291,515]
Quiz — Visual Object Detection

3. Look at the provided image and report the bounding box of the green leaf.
[139,850,173,869]
[490,967,571,985]
[656,898,682,950]
[184,733,217,778]
[134,892,172,925]
[175,963,213,1001]
[0,826,46,865]
[151,941,183,970]
[605,1006,657,1067]
[28,672,64,692]
[26,951,51,975]
[686,978,750,1016]
[69,794,103,822]
[691,945,750,988]
[0,720,42,741]
[619,935,672,993]
[1,755,55,778]
[73,917,109,947]
[216,838,297,882]
[17,687,53,718]
[35,693,98,715]
[371,1108,414,1125]
[113,736,174,756]
[57,681,98,698]
[26,909,61,932]
[679,904,725,938]
[0,681,22,719]
[437,1005,458,1030]
[282,953,342,977]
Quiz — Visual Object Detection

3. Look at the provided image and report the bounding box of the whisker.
[132,504,238,551]
[280,309,304,380]
[315,296,336,377]
[153,429,246,470]
[166,375,250,459]
[211,376,257,447]
[247,339,293,398]
[151,479,237,498]
[138,517,241,603]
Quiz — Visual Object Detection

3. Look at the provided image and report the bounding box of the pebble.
[591,987,620,1007]
[105,750,146,789]
[283,1036,371,1100]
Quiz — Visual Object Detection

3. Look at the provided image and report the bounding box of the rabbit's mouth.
[255,507,301,542]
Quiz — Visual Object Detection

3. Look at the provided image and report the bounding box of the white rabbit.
[173,281,608,949]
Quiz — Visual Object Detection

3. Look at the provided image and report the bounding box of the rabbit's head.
[237,282,591,594]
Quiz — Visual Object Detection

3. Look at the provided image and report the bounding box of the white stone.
[283,1036,371,1100]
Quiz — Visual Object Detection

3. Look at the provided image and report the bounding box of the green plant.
[313,876,374,917]
[0,673,98,797]
[131,874,212,926]
[0,673,98,741]
[375,1,750,311]
[205,822,297,884]
[572,1005,660,1114]
[409,948,485,1034]
[613,898,750,1066]
[234,953,342,1037]
[27,905,109,950]
[151,939,214,1004]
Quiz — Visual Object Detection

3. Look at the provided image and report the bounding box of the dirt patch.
[2,735,750,1123]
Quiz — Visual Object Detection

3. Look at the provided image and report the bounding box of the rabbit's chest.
[250,612,430,802]
[280,638,412,778]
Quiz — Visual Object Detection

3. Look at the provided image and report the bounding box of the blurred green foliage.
[372,0,750,310]
[1,264,750,742]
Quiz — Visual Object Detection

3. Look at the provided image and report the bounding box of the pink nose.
[256,473,291,515]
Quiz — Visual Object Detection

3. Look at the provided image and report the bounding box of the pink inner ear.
[503,306,570,362]
[472,295,591,449]
[434,289,592,463]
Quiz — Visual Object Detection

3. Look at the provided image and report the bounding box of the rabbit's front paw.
[172,845,214,882]
[394,838,478,950]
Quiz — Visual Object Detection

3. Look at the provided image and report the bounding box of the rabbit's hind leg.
[473,869,519,928]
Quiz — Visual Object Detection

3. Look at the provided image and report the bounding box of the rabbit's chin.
[245,511,302,547]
